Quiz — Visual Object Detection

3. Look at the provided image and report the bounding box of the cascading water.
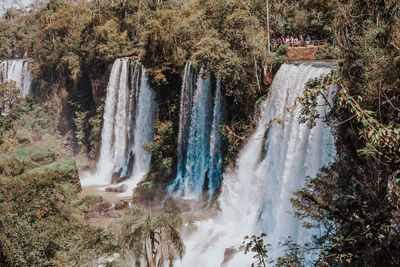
[168,63,225,200]
[129,66,157,190]
[0,59,32,96]
[207,81,225,198]
[176,63,336,267]
[81,58,156,195]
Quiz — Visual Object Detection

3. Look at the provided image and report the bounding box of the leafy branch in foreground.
[298,69,400,163]
[243,233,270,267]
[293,61,400,265]
[275,237,305,267]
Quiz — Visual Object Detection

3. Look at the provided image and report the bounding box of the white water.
[207,81,225,198]
[168,64,224,200]
[179,67,213,199]
[177,63,336,267]
[0,59,32,96]
[126,66,156,195]
[174,62,195,193]
[81,59,156,196]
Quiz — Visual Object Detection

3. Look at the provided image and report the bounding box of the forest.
[0,0,399,266]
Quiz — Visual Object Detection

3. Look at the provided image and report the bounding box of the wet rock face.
[105,184,128,193]
[110,165,131,184]
[111,169,122,184]
[222,247,240,267]
[163,198,206,212]
[114,176,129,184]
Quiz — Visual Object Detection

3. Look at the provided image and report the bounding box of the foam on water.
[176,63,336,266]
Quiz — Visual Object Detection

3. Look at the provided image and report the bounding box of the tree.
[0,98,118,266]
[119,205,185,267]
[274,237,304,267]
[292,0,400,265]
[243,233,270,267]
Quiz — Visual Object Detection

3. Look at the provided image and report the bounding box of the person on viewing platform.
[285,36,290,44]
[306,35,311,45]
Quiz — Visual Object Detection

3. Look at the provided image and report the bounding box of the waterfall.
[81,58,156,195]
[168,63,225,200]
[129,66,157,191]
[176,63,336,266]
[0,59,32,96]
[207,81,225,198]
[175,62,195,192]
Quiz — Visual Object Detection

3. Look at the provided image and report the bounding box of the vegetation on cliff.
[294,0,400,265]
[0,91,117,266]
[1,0,399,266]
[0,0,290,165]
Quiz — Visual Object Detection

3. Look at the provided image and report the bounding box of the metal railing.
[271,39,327,49]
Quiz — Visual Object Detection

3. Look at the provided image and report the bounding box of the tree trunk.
[144,239,151,267]
[266,0,270,54]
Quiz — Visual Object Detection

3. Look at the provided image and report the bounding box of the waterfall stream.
[176,63,336,266]
[207,81,225,199]
[168,63,225,200]
[0,59,32,96]
[81,58,156,196]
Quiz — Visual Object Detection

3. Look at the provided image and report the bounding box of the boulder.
[85,211,101,219]
[93,201,111,212]
[104,211,121,218]
[115,200,129,210]
[105,184,128,193]
[115,176,129,184]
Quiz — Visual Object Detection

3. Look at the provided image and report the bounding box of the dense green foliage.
[0,97,117,266]
[1,0,400,266]
[0,0,290,164]
[243,233,269,267]
[242,235,305,267]
[269,0,335,39]
[294,0,400,265]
